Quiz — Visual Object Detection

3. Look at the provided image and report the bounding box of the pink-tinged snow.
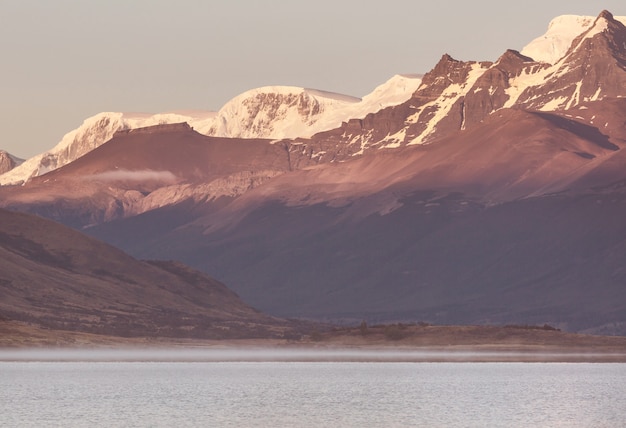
[0,76,421,185]
[0,111,214,185]
[521,14,626,64]
[195,75,422,140]
[4,12,623,186]
[305,74,423,138]
[193,86,361,139]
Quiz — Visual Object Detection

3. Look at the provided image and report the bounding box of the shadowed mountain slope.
[0,208,299,339]
[0,123,293,227]
[84,99,626,334]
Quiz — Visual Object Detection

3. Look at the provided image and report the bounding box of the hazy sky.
[1,1,623,159]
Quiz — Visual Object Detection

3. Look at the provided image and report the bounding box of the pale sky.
[1,1,624,159]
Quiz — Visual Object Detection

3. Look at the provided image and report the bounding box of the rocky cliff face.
[514,11,626,111]
[284,11,626,163]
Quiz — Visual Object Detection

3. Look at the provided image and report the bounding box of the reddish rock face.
[300,55,490,157]
[294,11,626,159]
[516,11,626,110]
[461,50,543,128]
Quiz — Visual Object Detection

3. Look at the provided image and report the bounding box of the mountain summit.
[0,150,22,175]
[0,76,421,186]
[514,10,626,111]
[521,12,626,63]
[288,10,626,159]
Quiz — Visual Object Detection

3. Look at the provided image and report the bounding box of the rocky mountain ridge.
[0,75,421,186]
[287,11,626,161]
[3,12,625,188]
[3,10,626,224]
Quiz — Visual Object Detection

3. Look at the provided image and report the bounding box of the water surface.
[2,360,624,427]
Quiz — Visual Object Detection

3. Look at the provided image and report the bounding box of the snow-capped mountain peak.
[3,11,625,186]
[0,111,213,185]
[0,76,422,185]
[197,86,361,139]
[192,78,423,140]
[282,10,626,160]
[513,10,626,112]
[521,13,626,64]
[564,10,621,58]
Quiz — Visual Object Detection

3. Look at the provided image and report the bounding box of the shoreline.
[3,321,626,362]
[2,346,626,363]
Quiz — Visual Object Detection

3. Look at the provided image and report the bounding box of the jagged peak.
[428,54,471,75]
[521,13,626,64]
[569,9,625,49]
[437,54,460,65]
[600,10,626,31]
[0,150,23,175]
[552,9,626,68]
[588,9,617,34]
[488,49,547,83]
[496,49,536,65]
[598,10,614,21]
[418,54,488,89]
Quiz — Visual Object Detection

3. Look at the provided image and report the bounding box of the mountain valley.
[2,10,626,338]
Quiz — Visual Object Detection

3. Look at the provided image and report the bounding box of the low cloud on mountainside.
[85,169,177,183]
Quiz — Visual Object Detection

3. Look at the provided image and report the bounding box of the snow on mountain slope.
[512,11,626,111]
[0,76,421,186]
[521,14,626,63]
[303,74,423,138]
[194,76,422,140]
[5,12,625,186]
[294,10,626,160]
[294,56,496,158]
[196,86,361,139]
[0,111,215,185]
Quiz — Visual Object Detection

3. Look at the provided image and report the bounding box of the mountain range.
[1,11,626,336]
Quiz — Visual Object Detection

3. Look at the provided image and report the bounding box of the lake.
[1,352,625,427]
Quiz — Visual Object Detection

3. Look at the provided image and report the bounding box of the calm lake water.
[1,358,625,427]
